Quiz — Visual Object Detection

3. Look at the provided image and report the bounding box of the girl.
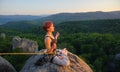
[43,21,60,54]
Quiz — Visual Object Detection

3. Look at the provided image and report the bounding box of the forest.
[0,19,120,72]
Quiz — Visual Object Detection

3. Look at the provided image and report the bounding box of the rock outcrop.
[0,56,16,72]
[12,36,38,52]
[0,33,6,39]
[115,53,120,60]
[20,49,93,72]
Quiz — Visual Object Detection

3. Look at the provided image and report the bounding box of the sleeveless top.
[45,36,57,46]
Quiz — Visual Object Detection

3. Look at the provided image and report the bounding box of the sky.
[0,0,120,15]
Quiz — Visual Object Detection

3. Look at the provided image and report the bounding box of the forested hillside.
[0,21,40,32]
[1,19,120,34]
[0,19,120,72]
[55,19,120,34]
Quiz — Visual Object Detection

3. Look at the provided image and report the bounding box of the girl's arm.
[55,32,60,39]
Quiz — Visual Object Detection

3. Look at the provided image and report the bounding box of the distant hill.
[0,11,120,34]
[37,11,120,24]
[56,19,120,34]
[0,11,120,25]
[0,15,47,25]
[1,19,120,34]
[0,21,39,32]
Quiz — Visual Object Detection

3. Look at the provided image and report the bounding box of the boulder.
[0,33,6,39]
[12,36,38,52]
[20,49,93,72]
[115,53,120,60]
[0,56,16,72]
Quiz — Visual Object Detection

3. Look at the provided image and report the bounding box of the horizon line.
[0,10,120,16]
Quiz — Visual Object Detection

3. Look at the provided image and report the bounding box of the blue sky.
[0,0,120,15]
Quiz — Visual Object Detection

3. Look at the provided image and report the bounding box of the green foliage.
[0,36,12,52]
[59,33,120,72]
[3,55,30,72]
[58,43,75,54]
[56,19,120,34]
[0,34,43,71]
[93,57,104,72]
[0,19,120,71]
[0,21,39,32]
[12,47,23,52]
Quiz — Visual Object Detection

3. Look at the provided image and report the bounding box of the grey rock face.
[115,53,120,60]
[105,53,120,72]
[20,49,93,72]
[0,56,16,72]
[12,36,38,52]
[0,33,6,39]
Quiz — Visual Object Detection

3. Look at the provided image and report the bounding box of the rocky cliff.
[20,49,93,72]
[0,56,16,72]
[12,36,38,52]
[0,33,6,39]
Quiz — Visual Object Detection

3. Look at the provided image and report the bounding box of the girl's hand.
[55,32,60,39]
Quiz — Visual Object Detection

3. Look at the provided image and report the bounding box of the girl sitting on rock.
[42,21,70,66]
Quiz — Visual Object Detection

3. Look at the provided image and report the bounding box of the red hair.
[43,21,53,31]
